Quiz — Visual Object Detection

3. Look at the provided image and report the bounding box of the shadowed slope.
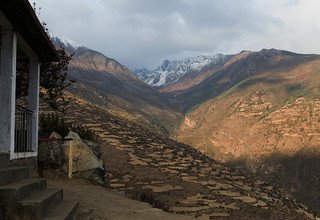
[168,49,320,112]
[52,36,182,133]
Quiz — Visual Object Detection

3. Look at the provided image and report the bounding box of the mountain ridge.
[166,49,320,112]
[133,54,231,87]
[50,34,182,134]
[45,35,320,215]
[173,48,320,213]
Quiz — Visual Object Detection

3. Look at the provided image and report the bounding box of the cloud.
[31,0,320,69]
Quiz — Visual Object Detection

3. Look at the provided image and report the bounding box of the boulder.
[83,140,102,158]
[64,132,104,182]
[49,131,62,140]
[38,131,65,169]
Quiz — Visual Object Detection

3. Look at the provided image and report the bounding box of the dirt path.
[48,178,195,220]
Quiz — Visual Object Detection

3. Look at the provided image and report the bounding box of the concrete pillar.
[0,29,17,154]
[27,57,40,153]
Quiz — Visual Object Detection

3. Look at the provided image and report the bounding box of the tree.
[39,49,73,112]
[16,49,73,113]
[15,2,73,112]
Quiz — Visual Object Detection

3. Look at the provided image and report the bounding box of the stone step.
[0,178,47,202]
[0,153,9,168]
[18,187,63,220]
[44,200,79,220]
[0,166,30,186]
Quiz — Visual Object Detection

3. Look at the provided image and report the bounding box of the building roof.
[0,0,58,62]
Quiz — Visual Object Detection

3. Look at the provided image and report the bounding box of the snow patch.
[49,32,81,49]
[133,54,228,87]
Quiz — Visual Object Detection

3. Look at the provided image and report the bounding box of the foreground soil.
[48,178,194,220]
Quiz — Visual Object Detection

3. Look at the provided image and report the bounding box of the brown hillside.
[174,56,320,213]
[40,94,316,220]
[175,58,320,162]
[53,39,182,134]
[167,49,320,112]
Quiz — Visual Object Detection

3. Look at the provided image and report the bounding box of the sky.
[30,0,320,69]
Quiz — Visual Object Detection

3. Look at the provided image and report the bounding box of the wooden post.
[68,140,73,179]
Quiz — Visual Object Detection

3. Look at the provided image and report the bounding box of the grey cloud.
[31,0,320,69]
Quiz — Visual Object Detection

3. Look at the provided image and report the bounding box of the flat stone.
[129,160,148,166]
[150,185,184,193]
[171,206,209,213]
[235,196,257,204]
[109,179,120,183]
[218,190,241,197]
[110,183,126,188]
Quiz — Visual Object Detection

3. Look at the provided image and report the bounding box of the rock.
[83,140,102,158]
[81,168,106,184]
[49,131,62,140]
[63,132,105,182]
[38,131,65,169]
[66,131,81,140]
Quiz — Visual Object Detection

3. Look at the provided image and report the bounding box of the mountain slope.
[175,49,320,160]
[133,54,231,88]
[51,35,181,133]
[40,93,316,220]
[167,49,320,112]
[174,49,320,213]
[49,35,320,215]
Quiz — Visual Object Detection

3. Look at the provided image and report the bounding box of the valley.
[41,93,315,219]
[136,48,320,214]
[48,35,320,218]
[51,35,182,134]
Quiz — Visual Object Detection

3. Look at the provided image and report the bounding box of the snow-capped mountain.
[48,33,180,132]
[133,54,230,87]
[49,32,85,53]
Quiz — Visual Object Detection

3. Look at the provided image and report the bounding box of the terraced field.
[40,97,315,219]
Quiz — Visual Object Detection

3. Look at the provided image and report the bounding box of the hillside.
[46,36,320,216]
[175,49,320,160]
[51,34,181,133]
[40,93,316,220]
[166,49,320,112]
[174,49,320,212]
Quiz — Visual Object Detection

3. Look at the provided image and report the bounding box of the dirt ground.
[47,178,195,220]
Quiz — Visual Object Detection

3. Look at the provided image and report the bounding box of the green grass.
[221,80,248,98]
[284,83,313,103]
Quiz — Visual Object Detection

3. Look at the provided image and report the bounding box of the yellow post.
[68,140,73,179]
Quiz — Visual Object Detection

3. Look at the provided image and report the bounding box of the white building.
[0,0,58,161]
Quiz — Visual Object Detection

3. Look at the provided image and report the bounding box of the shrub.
[130,188,170,212]
[39,113,69,137]
[39,113,98,141]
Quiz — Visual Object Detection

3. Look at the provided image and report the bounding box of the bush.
[72,124,98,142]
[130,188,170,212]
[39,114,69,137]
[39,113,98,141]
